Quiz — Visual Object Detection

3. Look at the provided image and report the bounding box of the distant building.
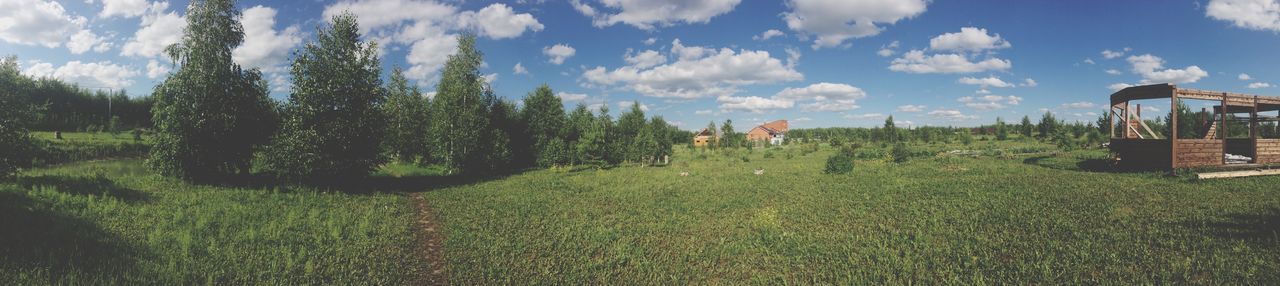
[693,128,718,147]
[746,120,788,146]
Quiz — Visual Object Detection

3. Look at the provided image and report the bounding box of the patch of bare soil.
[413,193,448,285]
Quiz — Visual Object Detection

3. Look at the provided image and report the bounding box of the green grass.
[0,159,424,284]
[28,131,152,167]
[421,144,1280,284]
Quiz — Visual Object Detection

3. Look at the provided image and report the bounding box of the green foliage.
[429,34,503,174]
[1020,115,1034,137]
[262,12,386,181]
[995,117,1010,141]
[24,79,153,131]
[824,147,855,174]
[719,119,737,148]
[882,116,899,143]
[1054,132,1076,151]
[148,0,277,181]
[616,102,647,162]
[891,142,912,163]
[0,56,36,180]
[381,67,430,163]
[1037,112,1060,138]
[521,84,566,167]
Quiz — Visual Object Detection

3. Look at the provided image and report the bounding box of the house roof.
[754,120,788,135]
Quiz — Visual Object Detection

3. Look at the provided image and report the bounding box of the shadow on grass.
[1179,207,1280,246]
[0,191,138,278]
[1022,155,1160,173]
[16,175,150,203]
[194,171,517,195]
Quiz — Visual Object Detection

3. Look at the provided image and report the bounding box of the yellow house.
[692,128,718,147]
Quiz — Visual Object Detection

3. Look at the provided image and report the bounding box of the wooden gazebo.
[1110,84,1280,170]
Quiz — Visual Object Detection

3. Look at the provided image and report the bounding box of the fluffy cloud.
[513,62,528,75]
[67,29,111,54]
[957,76,1013,88]
[624,49,666,69]
[1239,73,1253,80]
[896,104,926,112]
[100,0,150,18]
[844,113,884,119]
[1101,47,1130,59]
[716,95,794,113]
[233,6,302,72]
[889,50,1012,74]
[877,40,900,57]
[1059,101,1098,109]
[23,61,138,89]
[959,95,1022,110]
[1106,69,1123,75]
[617,101,650,111]
[1249,82,1273,89]
[643,37,657,45]
[323,0,540,83]
[121,2,186,58]
[929,109,977,121]
[582,39,802,99]
[456,3,544,39]
[929,27,1010,52]
[753,29,784,41]
[543,44,576,65]
[146,59,170,79]
[717,82,865,112]
[571,0,741,30]
[1108,83,1134,91]
[1206,0,1280,32]
[783,0,928,49]
[1126,54,1208,84]
[1022,78,1037,87]
[556,92,588,101]
[0,0,86,48]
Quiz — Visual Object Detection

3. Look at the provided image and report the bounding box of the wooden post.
[1253,96,1259,163]
[1171,91,1178,170]
[1222,93,1229,165]
[1123,102,1131,139]
[1109,104,1115,139]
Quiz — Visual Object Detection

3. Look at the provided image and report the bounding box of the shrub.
[1054,132,1076,151]
[763,151,775,159]
[824,148,855,174]
[741,155,750,163]
[892,143,912,163]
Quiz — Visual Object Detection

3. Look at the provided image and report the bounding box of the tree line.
[0,62,153,132]
[143,0,677,182]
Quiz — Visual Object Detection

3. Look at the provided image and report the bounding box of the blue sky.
[5,0,1280,129]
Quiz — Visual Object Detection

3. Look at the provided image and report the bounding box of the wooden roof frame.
[1110,83,1280,112]
[1109,84,1280,171]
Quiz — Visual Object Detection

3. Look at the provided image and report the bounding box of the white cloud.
[617,101,650,111]
[456,3,544,39]
[1060,101,1098,109]
[557,91,588,101]
[268,73,291,94]
[957,76,1013,88]
[929,109,977,121]
[1083,58,1096,65]
[958,95,1022,110]
[643,37,657,45]
[1239,73,1253,80]
[1206,0,1280,32]
[1022,78,1037,87]
[695,109,714,115]
[99,0,150,18]
[624,49,666,69]
[513,62,528,75]
[67,29,111,54]
[482,73,498,84]
[582,39,802,99]
[716,95,794,113]
[889,50,1012,74]
[1101,48,1128,59]
[146,59,170,79]
[929,27,1010,52]
[1126,54,1208,84]
[23,60,138,89]
[403,28,457,84]
[571,0,741,30]
[0,0,86,48]
[783,0,928,49]
[544,44,576,65]
[1108,83,1134,91]
[1106,69,1122,75]
[233,6,302,72]
[844,113,884,119]
[877,40,899,57]
[121,2,185,58]
[1249,82,1273,89]
[896,104,926,112]
[753,29,784,41]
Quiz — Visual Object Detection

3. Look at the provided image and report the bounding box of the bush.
[824,148,855,174]
[741,155,750,163]
[892,143,912,163]
[763,151,775,159]
[1054,132,1076,151]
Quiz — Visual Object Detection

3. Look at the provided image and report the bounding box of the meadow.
[3,133,1279,284]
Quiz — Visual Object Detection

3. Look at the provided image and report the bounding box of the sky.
[5,0,1280,130]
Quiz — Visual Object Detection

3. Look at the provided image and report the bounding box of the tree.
[521,84,566,167]
[566,104,593,164]
[576,107,609,167]
[0,56,35,180]
[720,119,736,148]
[883,116,898,143]
[382,67,430,163]
[705,121,718,149]
[617,102,647,161]
[995,117,1009,141]
[646,117,674,164]
[149,0,277,181]
[1020,115,1034,137]
[261,12,387,180]
[481,96,517,172]
[596,106,619,164]
[1037,111,1060,138]
[429,34,496,174]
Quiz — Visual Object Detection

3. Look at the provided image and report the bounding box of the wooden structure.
[692,128,718,147]
[1110,84,1280,170]
[745,120,789,146]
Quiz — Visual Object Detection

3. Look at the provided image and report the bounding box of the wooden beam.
[1197,169,1280,179]
[1171,91,1178,170]
[1222,93,1229,165]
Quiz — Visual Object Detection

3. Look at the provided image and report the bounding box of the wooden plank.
[1197,169,1280,179]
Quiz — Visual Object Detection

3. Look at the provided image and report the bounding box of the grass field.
[2,134,1279,284]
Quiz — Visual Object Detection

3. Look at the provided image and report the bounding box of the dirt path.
[412,193,448,285]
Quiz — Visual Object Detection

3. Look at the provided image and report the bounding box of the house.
[746,120,788,146]
[692,128,718,147]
